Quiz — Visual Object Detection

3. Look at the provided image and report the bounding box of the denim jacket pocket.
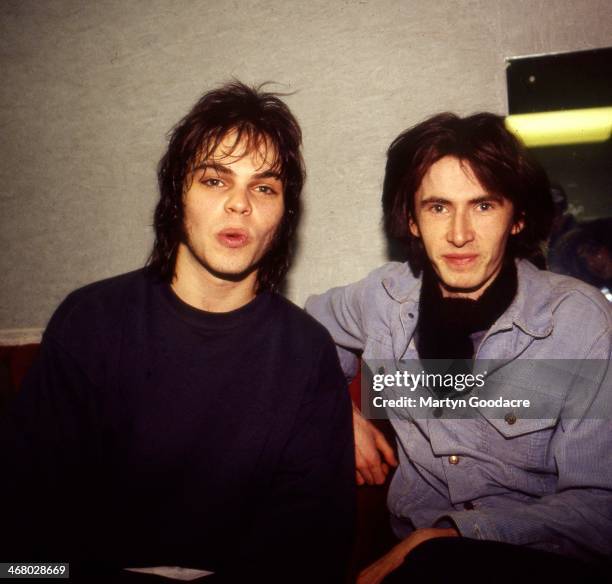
[474,372,565,476]
[476,370,565,440]
[478,407,561,474]
[484,415,558,438]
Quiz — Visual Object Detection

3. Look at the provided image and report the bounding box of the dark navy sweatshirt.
[0,269,355,582]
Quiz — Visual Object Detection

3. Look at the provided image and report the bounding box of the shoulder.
[536,265,611,328]
[46,268,151,346]
[339,261,417,295]
[270,293,338,349]
[518,261,611,355]
[307,261,419,309]
[370,261,420,302]
[304,262,419,346]
[269,295,349,399]
[547,270,611,352]
[546,271,610,315]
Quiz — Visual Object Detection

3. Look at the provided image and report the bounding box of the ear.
[511,217,525,235]
[408,216,420,238]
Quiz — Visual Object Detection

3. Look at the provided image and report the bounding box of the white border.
[0,328,43,346]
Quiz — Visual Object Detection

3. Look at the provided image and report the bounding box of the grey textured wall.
[1,0,611,334]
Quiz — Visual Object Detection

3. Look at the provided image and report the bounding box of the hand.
[353,406,398,485]
[357,527,459,584]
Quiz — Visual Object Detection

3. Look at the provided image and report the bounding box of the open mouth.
[217,228,249,248]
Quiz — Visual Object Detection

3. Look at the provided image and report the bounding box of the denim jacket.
[306,259,612,559]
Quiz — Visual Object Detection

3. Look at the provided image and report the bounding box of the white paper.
[124,566,214,580]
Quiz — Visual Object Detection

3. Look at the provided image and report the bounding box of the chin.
[206,258,258,280]
[444,280,477,292]
[437,270,471,287]
[434,267,479,290]
[440,271,494,296]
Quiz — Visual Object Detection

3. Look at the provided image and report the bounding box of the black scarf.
[416,259,518,360]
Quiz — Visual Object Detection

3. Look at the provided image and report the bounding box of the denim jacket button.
[448,455,460,465]
[504,412,517,425]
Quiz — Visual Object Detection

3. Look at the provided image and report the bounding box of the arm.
[0,334,100,562]
[233,339,356,583]
[352,402,398,485]
[357,528,459,584]
[444,428,612,558]
[304,281,369,367]
[306,274,398,485]
[441,332,612,559]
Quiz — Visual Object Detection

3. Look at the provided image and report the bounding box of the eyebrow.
[196,162,282,181]
[419,194,505,208]
[253,170,282,180]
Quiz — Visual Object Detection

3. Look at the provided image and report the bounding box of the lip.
[217,228,250,248]
[442,254,479,267]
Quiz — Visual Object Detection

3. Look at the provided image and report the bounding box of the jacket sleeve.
[439,329,612,560]
[232,338,356,583]
[305,269,384,382]
[0,333,101,562]
[305,281,369,351]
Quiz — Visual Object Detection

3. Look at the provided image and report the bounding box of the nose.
[224,185,252,215]
[447,209,474,247]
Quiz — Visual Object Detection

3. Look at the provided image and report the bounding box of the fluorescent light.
[505,107,612,147]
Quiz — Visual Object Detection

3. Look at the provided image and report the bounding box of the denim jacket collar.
[381,263,421,305]
[500,260,554,338]
[382,259,554,339]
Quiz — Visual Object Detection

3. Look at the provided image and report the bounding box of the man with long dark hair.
[307,113,611,581]
[1,82,355,582]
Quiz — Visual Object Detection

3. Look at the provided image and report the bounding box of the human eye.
[200,175,225,188]
[428,203,447,214]
[254,184,279,196]
[476,201,494,211]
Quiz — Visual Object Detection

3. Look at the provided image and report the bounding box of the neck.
[172,249,258,313]
[416,258,518,360]
[425,257,518,322]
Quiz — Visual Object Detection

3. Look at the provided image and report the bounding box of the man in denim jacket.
[306,113,611,582]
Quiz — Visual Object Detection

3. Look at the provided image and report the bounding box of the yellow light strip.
[505,107,612,147]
